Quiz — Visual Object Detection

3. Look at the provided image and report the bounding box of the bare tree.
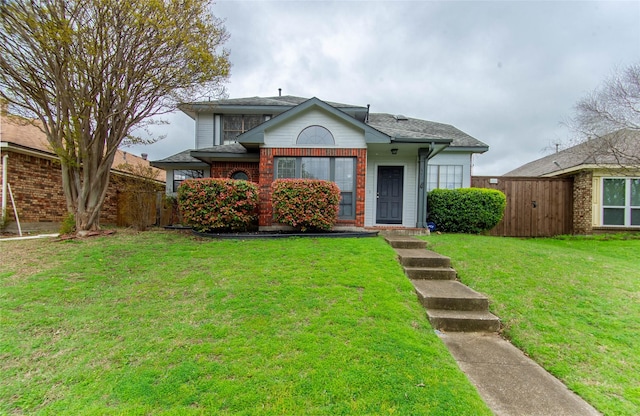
[0,0,230,233]
[569,63,640,169]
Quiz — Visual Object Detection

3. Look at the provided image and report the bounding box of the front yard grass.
[0,231,491,415]
[426,233,640,416]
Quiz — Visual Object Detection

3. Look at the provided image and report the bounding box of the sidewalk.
[0,233,59,242]
[438,331,601,416]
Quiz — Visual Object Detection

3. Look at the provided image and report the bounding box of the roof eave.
[150,161,210,169]
[190,150,259,163]
[1,141,57,159]
[445,146,490,154]
[541,163,640,177]
[390,137,453,145]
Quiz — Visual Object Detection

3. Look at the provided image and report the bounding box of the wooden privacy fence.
[116,191,177,228]
[471,176,574,237]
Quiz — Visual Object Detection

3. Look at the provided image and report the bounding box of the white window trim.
[600,177,640,227]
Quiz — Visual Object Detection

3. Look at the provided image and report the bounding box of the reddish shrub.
[177,178,258,232]
[271,179,341,232]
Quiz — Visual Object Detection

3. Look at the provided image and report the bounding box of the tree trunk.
[60,150,115,233]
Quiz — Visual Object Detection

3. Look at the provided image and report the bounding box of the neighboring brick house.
[152,95,489,231]
[0,112,166,232]
[504,130,640,234]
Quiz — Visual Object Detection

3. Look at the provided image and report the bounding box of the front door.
[376,166,404,224]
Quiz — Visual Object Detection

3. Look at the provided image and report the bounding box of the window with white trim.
[427,165,463,191]
[602,177,640,226]
[297,125,335,145]
[173,169,204,192]
[275,157,356,219]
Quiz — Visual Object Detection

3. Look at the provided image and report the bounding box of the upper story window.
[297,125,335,145]
[602,177,640,226]
[223,115,263,142]
[173,169,204,192]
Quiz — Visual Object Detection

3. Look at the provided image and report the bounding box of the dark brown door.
[376,166,403,224]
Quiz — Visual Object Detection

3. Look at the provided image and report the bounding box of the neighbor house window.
[222,115,264,142]
[427,165,463,191]
[173,169,204,192]
[602,177,640,226]
[275,157,356,219]
[297,125,335,145]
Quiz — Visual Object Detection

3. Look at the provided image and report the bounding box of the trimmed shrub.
[177,178,258,232]
[271,179,341,232]
[427,188,506,233]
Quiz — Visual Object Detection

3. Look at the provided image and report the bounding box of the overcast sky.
[127,0,640,176]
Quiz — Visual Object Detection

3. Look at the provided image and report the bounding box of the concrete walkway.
[384,234,601,415]
[0,233,59,242]
[438,331,601,416]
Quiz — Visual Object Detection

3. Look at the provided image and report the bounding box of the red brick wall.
[210,161,259,182]
[258,148,367,228]
[572,170,593,235]
[1,150,136,226]
[1,152,68,223]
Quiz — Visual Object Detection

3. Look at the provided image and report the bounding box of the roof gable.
[237,97,390,145]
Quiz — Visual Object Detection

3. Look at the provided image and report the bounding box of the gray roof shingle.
[367,113,488,148]
[504,130,640,176]
[151,149,202,164]
[187,95,365,110]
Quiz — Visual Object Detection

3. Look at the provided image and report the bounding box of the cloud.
[126,0,640,176]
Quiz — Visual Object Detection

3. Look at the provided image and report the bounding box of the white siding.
[364,150,475,227]
[196,113,215,149]
[214,115,221,145]
[165,170,174,194]
[365,153,419,227]
[264,109,366,148]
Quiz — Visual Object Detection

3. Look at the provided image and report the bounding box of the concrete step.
[427,309,501,332]
[384,235,427,250]
[412,280,489,311]
[404,266,457,280]
[396,249,451,268]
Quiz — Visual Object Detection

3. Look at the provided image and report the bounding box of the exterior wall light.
[391,148,398,155]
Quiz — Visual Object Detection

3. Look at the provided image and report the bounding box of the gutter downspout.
[417,148,429,228]
[416,142,450,228]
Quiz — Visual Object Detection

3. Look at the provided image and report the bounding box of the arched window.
[297,125,335,145]
[231,170,249,181]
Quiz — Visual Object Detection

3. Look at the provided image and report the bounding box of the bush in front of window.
[427,188,506,234]
[177,178,258,232]
[271,179,341,232]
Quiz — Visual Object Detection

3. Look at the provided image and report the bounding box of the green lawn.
[0,232,491,415]
[425,233,640,416]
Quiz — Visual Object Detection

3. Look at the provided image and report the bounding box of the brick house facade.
[572,171,593,235]
[210,161,260,183]
[153,96,489,231]
[255,148,367,228]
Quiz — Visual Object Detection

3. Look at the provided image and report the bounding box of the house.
[0,111,166,232]
[504,129,640,234]
[151,95,489,231]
